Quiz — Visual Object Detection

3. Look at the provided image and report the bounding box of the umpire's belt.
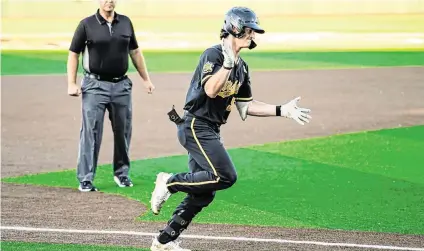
[84,72,128,83]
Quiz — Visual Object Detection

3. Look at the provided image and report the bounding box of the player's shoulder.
[202,44,222,58]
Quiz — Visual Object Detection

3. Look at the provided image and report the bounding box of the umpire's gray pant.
[77,76,132,183]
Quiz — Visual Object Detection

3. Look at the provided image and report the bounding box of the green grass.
[3,125,424,235]
[0,241,148,251]
[2,50,424,76]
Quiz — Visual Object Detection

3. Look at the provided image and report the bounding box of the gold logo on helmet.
[202,61,214,74]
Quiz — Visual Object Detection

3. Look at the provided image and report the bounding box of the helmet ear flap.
[223,17,235,36]
[224,15,244,38]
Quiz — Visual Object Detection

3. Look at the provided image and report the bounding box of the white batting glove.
[281,97,312,125]
[221,38,235,69]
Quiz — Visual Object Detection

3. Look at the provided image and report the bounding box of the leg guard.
[157,209,193,244]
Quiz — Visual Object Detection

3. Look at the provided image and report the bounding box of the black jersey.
[69,9,139,78]
[183,44,253,125]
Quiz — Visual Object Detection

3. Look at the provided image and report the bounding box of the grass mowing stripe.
[247,125,424,185]
[0,241,149,251]
[3,126,423,234]
[240,151,424,234]
[1,50,424,75]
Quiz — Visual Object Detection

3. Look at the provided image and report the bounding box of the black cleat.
[78,181,98,192]
[114,176,134,187]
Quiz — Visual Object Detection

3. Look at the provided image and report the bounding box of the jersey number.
[226,97,236,112]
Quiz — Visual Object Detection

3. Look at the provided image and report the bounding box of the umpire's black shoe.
[114,176,134,187]
[78,181,98,192]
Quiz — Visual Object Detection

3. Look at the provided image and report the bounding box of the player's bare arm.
[204,67,232,98]
[243,100,274,116]
[66,51,81,96]
[204,38,235,98]
[129,49,155,94]
[237,97,312,125]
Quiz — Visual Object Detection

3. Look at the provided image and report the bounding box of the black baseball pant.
[168,114,238,195]
[157,114,237,243]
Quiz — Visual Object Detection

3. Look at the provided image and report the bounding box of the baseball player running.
[149,6,312,251]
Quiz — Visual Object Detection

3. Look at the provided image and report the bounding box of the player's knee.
[220,170,237,188]
[228,171,238,186]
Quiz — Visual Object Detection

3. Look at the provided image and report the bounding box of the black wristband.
[276,105,281,116]
[223,66,233,70]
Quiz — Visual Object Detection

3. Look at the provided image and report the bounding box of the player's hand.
[68,83,81,97]
[281,96,312,125]
[143,80,155,94]
[221,38,235,69]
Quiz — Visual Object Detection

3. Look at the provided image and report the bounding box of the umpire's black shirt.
[183,44,253,125]
[69,9,138,78]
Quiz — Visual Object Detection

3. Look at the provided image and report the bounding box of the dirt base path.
[3,183,424,250]
[2,67,424,250]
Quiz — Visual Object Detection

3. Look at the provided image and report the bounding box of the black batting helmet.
[221,7,265,49]
[223,7,265,37]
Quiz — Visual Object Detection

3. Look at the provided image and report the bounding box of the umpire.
[66,0,155,192]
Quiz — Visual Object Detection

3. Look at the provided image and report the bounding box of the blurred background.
[2,0,424,51]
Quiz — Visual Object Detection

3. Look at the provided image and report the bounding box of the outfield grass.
[3,125,424,235]
[2,50,424,76]
[0,241,148,251]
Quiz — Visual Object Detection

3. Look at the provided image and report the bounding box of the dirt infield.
[2,67,424,250]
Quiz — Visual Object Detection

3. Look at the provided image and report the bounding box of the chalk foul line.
[1,226,423,250]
